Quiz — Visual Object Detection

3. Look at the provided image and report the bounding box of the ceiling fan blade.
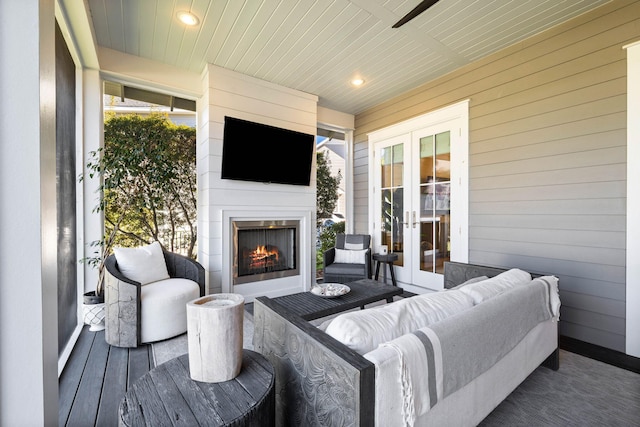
[392,0,440,28]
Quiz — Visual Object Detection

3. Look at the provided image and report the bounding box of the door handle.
[412,211,418,228]
[405,211,409,228]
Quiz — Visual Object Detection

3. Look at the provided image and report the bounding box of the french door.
[370,102,468,291]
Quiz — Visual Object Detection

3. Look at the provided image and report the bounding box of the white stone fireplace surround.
[222,210,313,302]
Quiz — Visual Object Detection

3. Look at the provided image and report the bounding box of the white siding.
[198,65,318,295]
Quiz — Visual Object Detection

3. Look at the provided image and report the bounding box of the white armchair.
[104,242,205,348]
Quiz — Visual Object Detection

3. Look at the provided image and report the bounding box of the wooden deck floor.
[59,326,154,427]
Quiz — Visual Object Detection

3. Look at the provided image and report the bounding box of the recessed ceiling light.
[351,78,365,87]
[177,11,200,26]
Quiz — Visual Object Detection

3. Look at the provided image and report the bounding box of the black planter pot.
[83,291,104,305]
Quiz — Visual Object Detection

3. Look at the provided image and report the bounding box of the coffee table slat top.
[119,350,274,427]
[272,279,403,321]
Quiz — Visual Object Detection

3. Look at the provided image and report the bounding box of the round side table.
[119,349,275,426]
[373,252,399,287]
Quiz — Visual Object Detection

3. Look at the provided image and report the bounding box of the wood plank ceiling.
[86,0,610,115]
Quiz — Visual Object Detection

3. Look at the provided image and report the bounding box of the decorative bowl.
[310,283,350,298]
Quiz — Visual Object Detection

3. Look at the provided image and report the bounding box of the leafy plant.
[315,150,343,274]
[100,113,197,256]
[81,112,197,300]
[316,151,341,219]
[80,218,123,301]
[316,221,345,271]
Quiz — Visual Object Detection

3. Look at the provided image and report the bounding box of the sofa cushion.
[113,241,170,285]
[140,278,200,343]
[448,275,489,290]
[324,290,474,354]
[457,268,532,304]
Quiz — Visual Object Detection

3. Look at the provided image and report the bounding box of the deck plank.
[128,344,153,385]
[96,345,128,426]
[59,327,154,427]
[66,330,109,426]
[58,327,97,426]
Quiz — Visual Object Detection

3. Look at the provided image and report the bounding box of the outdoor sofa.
[254,261,560,426]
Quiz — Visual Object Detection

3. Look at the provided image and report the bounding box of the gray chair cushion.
[336,234,371,250]
[324,263,368,276]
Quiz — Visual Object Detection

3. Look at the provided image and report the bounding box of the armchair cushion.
[344,241,366,250]
[334,248,368,264]
[140,278,200,343]
[339,234,370,250]
[324,263,368,276]
[113,241,169,285]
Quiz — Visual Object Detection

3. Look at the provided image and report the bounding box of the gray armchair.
[104,250,205,348]
[322,234,372,284]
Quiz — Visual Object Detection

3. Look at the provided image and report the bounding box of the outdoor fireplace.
[232,220,299,285]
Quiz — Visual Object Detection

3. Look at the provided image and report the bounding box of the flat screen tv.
[221,116,315,186]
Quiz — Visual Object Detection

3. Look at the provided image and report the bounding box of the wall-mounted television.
[221,116,315,186]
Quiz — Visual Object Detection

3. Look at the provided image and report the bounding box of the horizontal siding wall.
[352,140,370,234]
[354,0,640,352]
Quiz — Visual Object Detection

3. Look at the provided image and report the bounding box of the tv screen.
[221,116,315,186]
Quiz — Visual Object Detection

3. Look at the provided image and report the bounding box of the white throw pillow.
[113,241,170,285]
[458,268,532,304]
[334,248,367,264]
[344,242,365,250]
[324,290,474,354]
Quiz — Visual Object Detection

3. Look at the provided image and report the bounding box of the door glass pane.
[435,132,451,181]
[392,144,404,187]
[380,144,404,265]
[381,147,393,188]
[420,135,434,185]
[419,132,451,274]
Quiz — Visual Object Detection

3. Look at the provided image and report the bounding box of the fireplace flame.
[249,245,280,269]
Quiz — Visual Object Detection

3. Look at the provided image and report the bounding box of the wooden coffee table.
[271,279,403,321]
[119,350,275,426]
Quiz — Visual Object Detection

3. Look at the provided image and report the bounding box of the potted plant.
[82,213,124,295]
[79,145,126,331]
[79,114,199,329]
[80,223,121,331]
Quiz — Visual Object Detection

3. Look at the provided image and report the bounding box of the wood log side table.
[373,252,399,287]
[119,350,274,427]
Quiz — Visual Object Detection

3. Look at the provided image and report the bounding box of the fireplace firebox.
[232,220,299,285]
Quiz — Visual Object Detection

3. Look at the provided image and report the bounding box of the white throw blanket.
[536,276,561,320]
[366,276,560,427]
[379,328,444,426]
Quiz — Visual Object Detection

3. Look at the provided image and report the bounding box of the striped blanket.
[376,277,558,426]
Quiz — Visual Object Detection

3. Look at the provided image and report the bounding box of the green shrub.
[316,221,346,271]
